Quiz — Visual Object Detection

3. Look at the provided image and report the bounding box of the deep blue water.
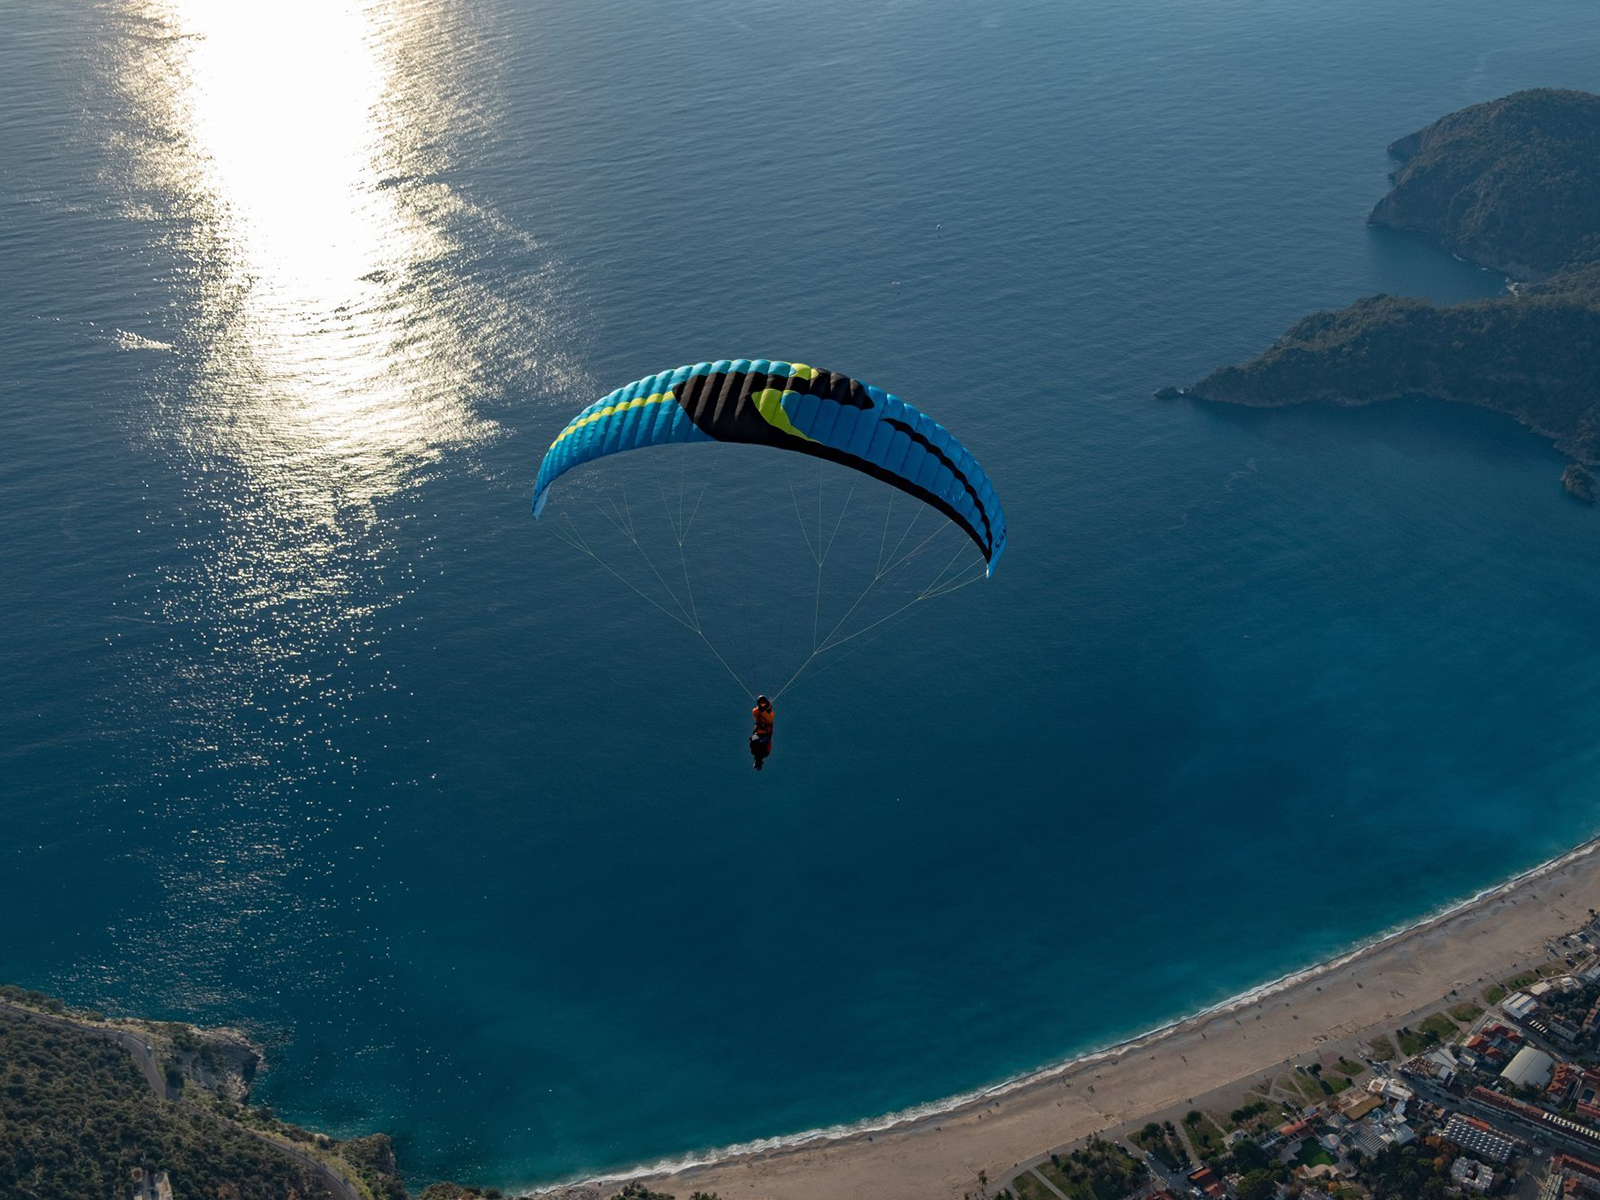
[5,0,1600,1186]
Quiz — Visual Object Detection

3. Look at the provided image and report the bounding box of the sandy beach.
[544,837,1600,1200]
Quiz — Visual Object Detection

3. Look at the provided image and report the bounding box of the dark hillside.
[1371,89,1600,277]
[1175,89,1600,477]
[0,1008,333,1200]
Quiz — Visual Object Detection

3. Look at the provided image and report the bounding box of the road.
[0,998,172,1099]
[0,999,364,1200]
[1143,1149,1197,1196]
[1405,1071,1600,1163]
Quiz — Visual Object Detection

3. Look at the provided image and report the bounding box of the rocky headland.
[1165,89,1600,482]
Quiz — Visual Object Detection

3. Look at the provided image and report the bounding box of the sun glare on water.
[108,0,508,518]
[90,0,541,998]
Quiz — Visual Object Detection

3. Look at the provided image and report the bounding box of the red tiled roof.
[1553,1155,1600,1181]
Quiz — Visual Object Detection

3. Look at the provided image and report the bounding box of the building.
[1443,1114,1521,1164]
[1504,1046,1557,1090]
[1461,1023,1523,1071]
[1551,1016,1584,1045]
[1368,1076,1416,1103]
[1504,992,1544,1022]
[1545,1157,1600,1200]
[1350,1113,1416,1160]
[1295,1164,1340,1185]
[1577,1070,1600,1107]
[1552,1063,1583,1106]
[1473,1085,1600,1152]
[1340,1092,1383,1121]
[1277,1118,1310,1143]
[1551,1155,1600,1189]
[1451,1158,1495,1193]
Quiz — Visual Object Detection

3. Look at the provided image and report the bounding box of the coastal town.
[997,914,1600,1200]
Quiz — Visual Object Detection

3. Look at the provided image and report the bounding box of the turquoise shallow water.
[5,0,1600,1186]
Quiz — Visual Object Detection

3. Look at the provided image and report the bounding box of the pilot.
[749,695,775,770]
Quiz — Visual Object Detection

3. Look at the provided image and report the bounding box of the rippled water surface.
[4,0,1600,1185]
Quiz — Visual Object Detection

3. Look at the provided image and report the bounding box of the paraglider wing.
[533,359,1007,572]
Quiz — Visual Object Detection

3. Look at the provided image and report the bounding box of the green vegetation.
[1448,1003,1483,1024]
[1396,1028,1432,1057]
[1367,1035,1397,1062]
[1295,1140,1336,1169]
[1133,1122,1187,1170]
[1419,1013,1460,1043]
[1013,1172,1055,1200]
[1564,463,1597,502]
[1226,1139,1277,1177]
[1295,1073,1329,1102]
[1507,971,1541,989]
[0,1009,333,1200]
[1484,984,1508,1005]
[1236,1169,1282,1200]
[1228,1099,1286,1133]
[1332,1057,1365,1078]
[1178,90,1600,485]
[1370,90,1600,277]
[1354,1143,1454,1200]
[1036,1138,1146,1200]
[341,1134,408,1200]
[1183,1110,1231,1161]
[1186,291,1600,466]
[0,983,68,1013]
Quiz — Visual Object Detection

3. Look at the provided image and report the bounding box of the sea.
[4,0,1600,1187]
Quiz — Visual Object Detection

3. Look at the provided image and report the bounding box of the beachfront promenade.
[551,839,1600,1200]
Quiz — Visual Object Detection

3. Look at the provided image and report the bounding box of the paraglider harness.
[749,697,774,769]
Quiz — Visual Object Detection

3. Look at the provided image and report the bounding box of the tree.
[609,1185,676,1200]
[1231,1140,1269,1173]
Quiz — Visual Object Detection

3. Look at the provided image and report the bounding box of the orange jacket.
[752,703,774,736]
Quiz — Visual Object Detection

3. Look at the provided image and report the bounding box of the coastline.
[1176,385,1598,471]
[540,834,1600,1200]
[1169,89,1600,475]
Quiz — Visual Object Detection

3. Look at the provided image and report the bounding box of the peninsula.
[1163,89,1600,493]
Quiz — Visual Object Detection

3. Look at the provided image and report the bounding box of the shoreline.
[540,833,1600,1199]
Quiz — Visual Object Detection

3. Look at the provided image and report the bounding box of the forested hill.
[1172,89,1600,492]
[1371,89,1600,278]
[0,985,719,1200]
